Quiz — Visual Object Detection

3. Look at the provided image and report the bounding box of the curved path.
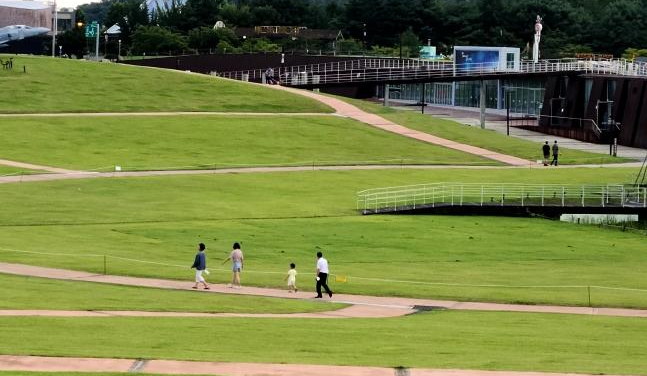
[272,85,532,166]
[0,158,79,174]
[1,162,643,185]
[1,262,646,319]
[0,304,413,319]
[0,355,633,376]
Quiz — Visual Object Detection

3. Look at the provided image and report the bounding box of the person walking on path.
[542,141,550,166]
[285,263,298,293]
[223,242,244,288]
[191,243,209,290]
[315,251,333,298]
[550,140,559,166]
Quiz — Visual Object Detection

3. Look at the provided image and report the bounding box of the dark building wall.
[540,75,647,148]
[618,80,645,146]
[122,53,377,74]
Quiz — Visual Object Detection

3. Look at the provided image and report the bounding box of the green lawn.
[1,311,646,375]
[0,168,645,307]
[0,273,344,313]
[0,55,331,113]
[0,115,491,170]
[0,166,39,176]
[339,97,630,165]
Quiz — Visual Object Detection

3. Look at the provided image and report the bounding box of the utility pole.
[51,0,57,57]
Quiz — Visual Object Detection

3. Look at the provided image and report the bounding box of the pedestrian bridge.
[220,58,647,88]
[357,183,647,218]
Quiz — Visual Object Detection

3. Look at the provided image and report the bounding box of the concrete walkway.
[0,158,79,174]
[1,162,642,185]
[0,304,414,319]
[272,86,532,166]
[0,355,635,376]
[2,262,646,319]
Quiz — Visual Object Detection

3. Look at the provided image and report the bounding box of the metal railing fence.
[357,183,647,214]
[219,58,647,86]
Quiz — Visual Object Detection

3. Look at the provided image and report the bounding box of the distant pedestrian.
[542,141,550,166]
[285,263,298,293]
[223,242,244,288]
[191,243,209,290]
[314,251,333,298]
[550,140,559,166]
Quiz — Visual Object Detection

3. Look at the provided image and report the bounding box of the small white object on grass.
[115,165,122,172]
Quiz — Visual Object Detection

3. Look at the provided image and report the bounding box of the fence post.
[460,185,464,206]
[432,187,435,207]
[521,186,525,206]
[562,187,565,206]
[451,186,454,206]
[581,186,585,207]
[481,186,484,206]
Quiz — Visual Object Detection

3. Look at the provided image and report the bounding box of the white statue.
[533,15,543,63]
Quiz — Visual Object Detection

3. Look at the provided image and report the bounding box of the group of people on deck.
[190,243,333,299]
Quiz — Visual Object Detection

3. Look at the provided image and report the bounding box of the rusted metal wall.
[0,5,53,29]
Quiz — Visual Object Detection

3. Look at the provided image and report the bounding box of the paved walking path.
[2,262,646,319]
[0,355,635,376]
[272,86,533,166]
[0,304,414,319]
[1,162,642,185]
[0,158,79,174]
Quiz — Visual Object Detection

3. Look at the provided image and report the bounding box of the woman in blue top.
[191,243,210,290]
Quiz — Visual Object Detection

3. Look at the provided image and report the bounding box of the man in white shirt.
[315,251,333,298]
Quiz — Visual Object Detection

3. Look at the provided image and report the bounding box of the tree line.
[59,0,647,59]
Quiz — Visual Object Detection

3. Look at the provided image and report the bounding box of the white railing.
[218,58,647,86]
[357,183,647,214]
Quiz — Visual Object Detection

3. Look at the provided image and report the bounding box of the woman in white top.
[222,242,244,288]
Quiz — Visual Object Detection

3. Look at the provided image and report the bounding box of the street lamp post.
[58,45,62,57]
[118,39,121,61]
[51,0,57,57]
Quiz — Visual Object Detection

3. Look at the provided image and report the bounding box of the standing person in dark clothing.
[314,251,333,298]
[191,243,210,290]
[550,140,559,166]
[542,141,550,166]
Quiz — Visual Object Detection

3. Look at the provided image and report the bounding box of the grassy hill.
[0,55,332,113]
[1,167,644,308]
[0,115,492,170]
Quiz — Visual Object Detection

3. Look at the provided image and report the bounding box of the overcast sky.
[57,0,97,10]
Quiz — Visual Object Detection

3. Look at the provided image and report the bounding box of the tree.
[57,9,88,58]
[595,0,647,56]
[104,0,149,45]
[188,26,238,50]
[400,27,420,58]
[183,0,225,30]
[131,25,188,54]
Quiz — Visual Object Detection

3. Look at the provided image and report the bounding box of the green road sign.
[84,22,99,38]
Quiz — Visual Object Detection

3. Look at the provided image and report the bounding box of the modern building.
[0,0,53,29]
[380,46,543,115]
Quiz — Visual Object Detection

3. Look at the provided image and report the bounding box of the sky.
[57,0,97,10]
